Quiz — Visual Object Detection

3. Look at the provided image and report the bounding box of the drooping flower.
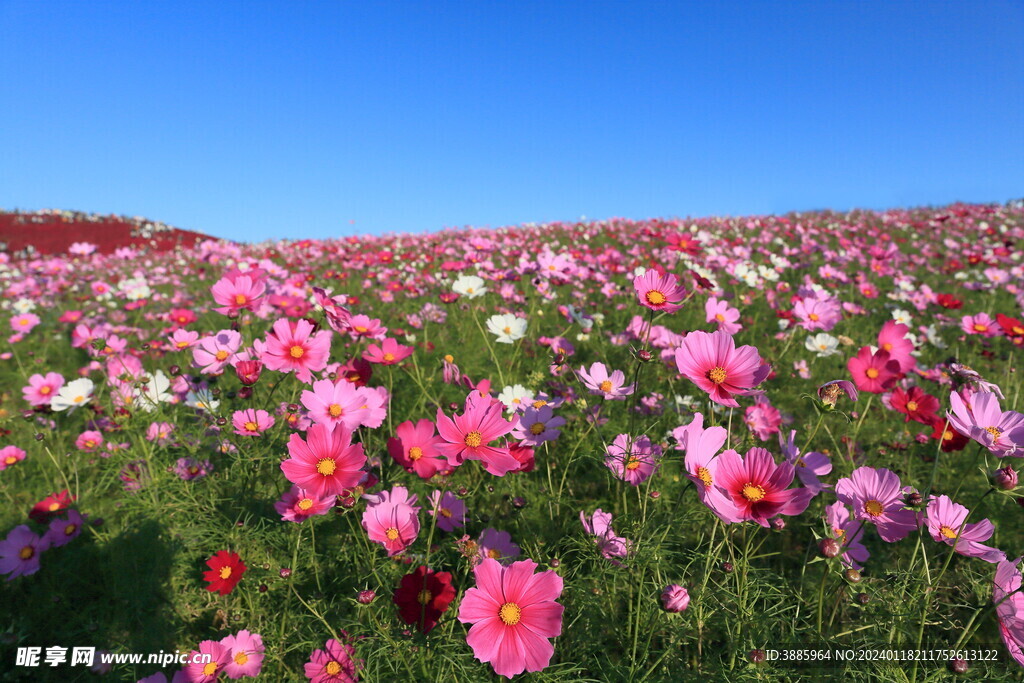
[457,558,564,679]
[834,467,917,542]
[824,502,870,570]
[362,486,420,556]
[435,393,520,476]
[280,423,367,498]
[220,630,265,679]
[674,330,770,407]
[604,434,662,486]
[203,551,246,595]
[924,495,1006,563]
[817,379,858,409]
[393,566,457,634]
[633,269,687,313]
[713,447,813,527]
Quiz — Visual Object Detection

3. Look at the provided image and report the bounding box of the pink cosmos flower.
[605,434,661,486]
[510,405,565,446]
[580,508,630,566]
[779,430,832,494]
[174,458,213,481]
[846,347,901,394]
[993,558,1024,668]
[435,392,520,476]
[45,509,84,548]
[388,419,446,479]
[10,313,40,333]
[301,379,371,431]
[183,640,231,683]
[674,330,770,407]
[275,486,336,523]
[22,372,64,407]
[877,321,916,373]
[947,390,1024,457]
[362,485,420,556]
[676,413,743,523]
[0,446,26,470]
[74,430,103,453]
[457,558,564,679]
[793,297,840,331]
[312,287,352,334]
[169,328,200,351]
[705,296,741,334]
[147,422,175,445]
[211,273,266,316]
[661,585,690,612]
[192,331,243,375]
[961,312,999,337]
[428,490,467,532]
[824,502,870,570]
[834,467,917,542]
[478,528,521,565]
[744,395,782,441]
[713,447,813,527]
[346,314,387,340]
[232,409,275,436]
[633,269,687,313]
[220,630,264,679]
[0,525,49,580]
[304,638,361,682]
[261,318,332,384]
[280,423,367,498]
[577,362,635,400]
[925,495,1006,563]
[362,337,414,365]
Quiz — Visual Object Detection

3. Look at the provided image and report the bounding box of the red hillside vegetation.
[0,209,218,256]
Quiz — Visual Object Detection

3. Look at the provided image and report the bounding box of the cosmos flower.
[220,630,265,679]
[486,313,528,344]
[435,393,520,476]
[580,509,630,566]
[674,330,770,407]
[304,638,361,682]
[203,550,247,595]
[22,372,64,406]
[428,490,467,532]
[393,566,457,634]
[280,423,367,498]
[50,378,95,412]
[452,274,487,299]
[924,495,1005,563]
[388,419,447,479]
[0,525,50,580]
[477,528,521,565]
[274,486,336,523]
[713,447,813,527]
[577,362,635,400]
[604,434,661,486]
[232,408,275,436]
[261,318,332,384]
[362,486,420,557]
[633,269,687,313]
[834,467,917,542]
[946,390,1024,457]
[846,347,900,394]
[705,296,741,334]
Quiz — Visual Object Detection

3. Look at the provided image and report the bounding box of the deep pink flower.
[313,287,352,334]
[993,558,1024,668]
[362,337,414,365]
[674,330,770,407]
[877,321,916,373]
[846,347,900,394]
[388,419,446,479]
[604,434,661,486]
[275,486,336,523]
[435,393,520,476]
[304,638,361,682]
[458,558,564,679]
[677,413,743,523]
[713,447,813,527]
[211,273,266,316]
[0,446,26,470]
[232,409,275,436]
[280,423,367,498]
[261,318,332,384]
[633,269,687,313]
[183,640,231,683]
[661,585,690,612]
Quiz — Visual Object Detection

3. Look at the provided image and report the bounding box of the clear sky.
[1,1,1022,242]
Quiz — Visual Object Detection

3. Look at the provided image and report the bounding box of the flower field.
[2,202,1024,681]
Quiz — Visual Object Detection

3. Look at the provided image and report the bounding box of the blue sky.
[1,1,1022,241]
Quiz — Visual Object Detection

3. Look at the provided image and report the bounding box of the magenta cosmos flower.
[0,525,50,580]
[993,558,1024,668]
[211,272,265,316]
[458,558,564,679]
[676,413,743,523]
[834,467,917,542]
[280,423,367,498]
[661,585,690,612]
[925,495,1006,563]
[712,447,813,527]
[633,269,687,313]
[947,390,1024,457]
[275,485,336,523]
[428,490,467,532]
[232,408,275,436]
[435,393,520,476]
[220,630,264,679]
[184,640,231,683]
[362,337,414,365]
[705,296,741,334]
[674,330,770,407]
[604,434,661,486]
[304,638,361,682]
[846,347,900,394]
[580,508,630,566]
[877,321,916,374]
[0,446,26,470]
[261,318,332,383]
[388,419,446,479]
[22,372,64,407]
[824,502,870,570]
[301,379,373,431]
[362,485,420,556]
[577,362,635,400]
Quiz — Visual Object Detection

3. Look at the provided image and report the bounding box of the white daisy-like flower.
[137,371,172,412]
[891,309,913,326]
[452,275,487,299]
[486,313,527,344]
[51,378,95,412]
[185,389,220,413]
[805,333,840,357]
[497,384,535,414]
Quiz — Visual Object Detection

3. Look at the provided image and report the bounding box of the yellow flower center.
[298,498,314,511]
[809,313,819,321]
[40,386,51,394]
[203,662,218,676]
[385,527,400,541]
[646,290,666,305]
[706,366,727,384]
[487,549,502,559]
[530,423,545,435]
[599,380,613,393]
[316,459,336,476]
[865,368,879,379]
[48,502,60,511]
[864,499,884,517]
[73,395,85,403]
[532,400,547,408]
[465,431,483,448]
[499,602,522,625]
[354,325,368,334]
[418,589,433,604]
[939,525,958,539]
[328,403,343,417]
[715,313,725,322]
[986,426,1002,438]
[383,352,395,362]
[244,421,258,432]
[64,524,77,536]
[289,345,305,359]
[408,446,423,461]
[325,661,342,676]
[4,456,17,465]
[215,350,229,361]
[219,566,232,579]
[503,326,511,334]
[234,651,248,665]
[625,456,641,471]
[742,483,766,502]
[444,354,454,363]
[696,466,712,487]
[19,546,34,560]
[234,294,248,305]
[439,508,452,518]
[906,400,918,412]
[974,323,987,332]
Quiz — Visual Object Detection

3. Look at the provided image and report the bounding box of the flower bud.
[749,649,766,664]
[994,465,1018,490]
[844,568,862,583]
[235,360,263,386]
[660,584,690,613]
[357,590,376,604]
[818,538,841,558]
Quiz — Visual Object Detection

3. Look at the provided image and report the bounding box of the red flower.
[203,550,247,595]
[996,314,1024,344]
[889,386,939,425]
[393,566,456,633]
[930,419,970,452]
[846,347,900,394]
[936,293,963,310]
[29,490,75,523]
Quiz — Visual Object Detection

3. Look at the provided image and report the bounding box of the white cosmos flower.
[497,384,534,413]
[891,309,913,326]
[186,389,220,413]
[805,333,839,357]
[51,378,95,412]
[137,371,172,412]
[486,313,527,344]
[452,275,487,299]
